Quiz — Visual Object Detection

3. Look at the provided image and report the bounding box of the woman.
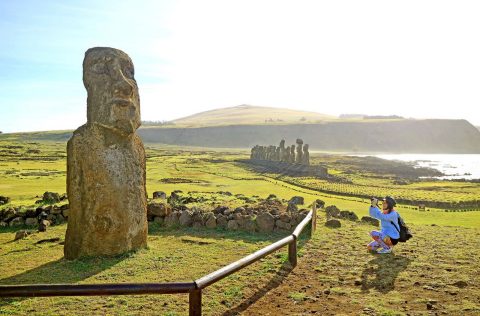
[367,196,400,254]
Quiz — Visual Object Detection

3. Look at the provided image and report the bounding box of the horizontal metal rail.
[195,235,295,289]
[0,282,196,297]
[0,206,318,316]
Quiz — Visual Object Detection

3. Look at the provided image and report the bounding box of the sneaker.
[377,248,392,254]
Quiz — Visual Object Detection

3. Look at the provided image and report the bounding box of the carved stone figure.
[302,144,310,165]
[64,47,147,259]
[290,145,296,163]
[296,138,304,163]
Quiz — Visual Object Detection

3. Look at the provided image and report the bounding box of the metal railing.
[0,204,318,316]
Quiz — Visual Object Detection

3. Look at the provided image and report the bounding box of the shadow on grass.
[148,224,291,244]
[360,254,411,293]
[0,254,127,308]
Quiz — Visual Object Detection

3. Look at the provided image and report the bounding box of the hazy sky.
[1,0,480,133]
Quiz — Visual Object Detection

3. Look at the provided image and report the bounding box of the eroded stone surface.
[64,47,147,259]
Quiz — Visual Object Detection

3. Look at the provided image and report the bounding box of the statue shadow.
[360,254,411,293]
[0,255,126,308]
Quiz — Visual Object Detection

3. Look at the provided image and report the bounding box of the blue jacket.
[369,206,400,239]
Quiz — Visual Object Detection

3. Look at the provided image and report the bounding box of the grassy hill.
[169,104,336,127]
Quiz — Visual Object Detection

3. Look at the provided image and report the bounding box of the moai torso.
[290,145,296,163]
[65,47,147,259]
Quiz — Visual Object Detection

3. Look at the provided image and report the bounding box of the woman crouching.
[367,196,399,254]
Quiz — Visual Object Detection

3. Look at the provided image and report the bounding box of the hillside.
[169,104,336,126]
[139,119,480,153]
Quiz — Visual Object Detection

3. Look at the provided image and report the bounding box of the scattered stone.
[64,47,148,260]
[325,219,341,228]
[204,212,217,229]
[35,237,61,245]
[152,191,167,199]
[325,205,340,218]
[14,230,32,241]
[361,216,380,227]
[453,281,468,288]
[256,212,275,233]
[354,279,362,286]
[266,194,277,200]
[314,199,325,209]
[216,214,228,228]
[42,191,61,203]
[289,196,304,205]
[0,196,10,204]
[339,210,359,221]
[287,203,298,213]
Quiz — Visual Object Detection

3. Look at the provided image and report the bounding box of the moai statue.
[290,145,296,163]
[285,145,291,162]
[279,139,285,162]
[296,138,304,164]
[250,146,255,159]
[65,47,147,259]
[302,144,310,166]
[275,146,281,161]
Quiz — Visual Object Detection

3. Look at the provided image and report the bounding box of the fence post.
[288,236,297,267]
[311,203,317,238]
[189,288,202,316]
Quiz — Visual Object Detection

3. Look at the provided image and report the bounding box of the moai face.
[303,144,309,152]
[279,139,285,148]
[83,47,140,136]
[296,138,304,145]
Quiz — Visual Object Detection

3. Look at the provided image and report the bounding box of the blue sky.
[1,0,480,132]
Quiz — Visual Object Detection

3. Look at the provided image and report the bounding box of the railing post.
[288,236,297,267]
[311,203,317,238]
[189,288,202,316]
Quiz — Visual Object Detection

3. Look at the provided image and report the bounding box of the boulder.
[56,214,66,224]
[25,217,38,226]
[0,196,10,205]
[289,196,304,205]
[147,202,170,217]
[42,191,61,203]
[325,205,340,218]
[287,203,298,213]
[325,219,341,228]
[256,212,275,233]
[266,194,277,200]
[9,217,25,227]
[245,219,257,233]
[314,199,325,209]
[204,212,217,229]
[38,219,51,232]
[216,214,228,228]
[152,191,167,199]
[164,211,180,227]
[62,209,70,218]
[14,230,31,241]
[0,221,8,227]
[2,208,16,222]
[179,210,193,227]
[227,220,239,230]
[361,216,380,227]
[339,210,359,221]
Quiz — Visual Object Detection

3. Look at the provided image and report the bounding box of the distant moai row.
[250,139,310,166]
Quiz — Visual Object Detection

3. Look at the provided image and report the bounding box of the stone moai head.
[83,47,140,136]
[279,139,285,149]
[296,138,304,146]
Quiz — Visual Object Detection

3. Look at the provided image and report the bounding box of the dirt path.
[225,215,480,315]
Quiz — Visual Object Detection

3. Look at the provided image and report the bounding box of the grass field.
[1,136,480,315]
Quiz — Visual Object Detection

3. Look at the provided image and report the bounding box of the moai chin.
[64,47,148,259]
[296,138,304,164]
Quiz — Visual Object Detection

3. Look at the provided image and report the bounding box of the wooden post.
[311,203,317,238]
[288,237,297,267]
[189,288,202,316]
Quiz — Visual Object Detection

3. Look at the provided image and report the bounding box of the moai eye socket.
[91,62,108,74]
